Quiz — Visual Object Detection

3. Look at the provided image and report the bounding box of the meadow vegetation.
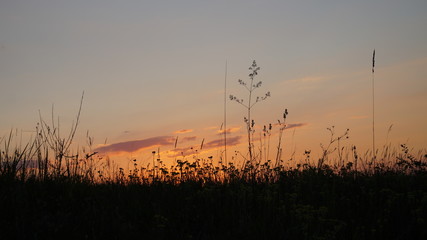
[1,62,426,239]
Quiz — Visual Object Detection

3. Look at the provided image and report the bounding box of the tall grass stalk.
[274,109,288,168]
[223,60,228,165]
[372,49,376,161]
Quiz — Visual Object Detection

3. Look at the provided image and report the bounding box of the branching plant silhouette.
[230,60,270,168]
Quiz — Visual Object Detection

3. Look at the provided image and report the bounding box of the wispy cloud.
[285,123,308,129]
[217,127,241,135]
[173,129,193,134]
[205,126,220,131]
[271,122,308,129]
[204,135,242,149]
[95,136,175,154]
[167,136,242,157]
[168,146,200,157]
[182,136,197,142]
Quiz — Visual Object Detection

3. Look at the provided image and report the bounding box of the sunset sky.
[1,1,426,167]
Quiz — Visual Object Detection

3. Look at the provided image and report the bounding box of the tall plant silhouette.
[230,60,270,165]
[372,49,376,161]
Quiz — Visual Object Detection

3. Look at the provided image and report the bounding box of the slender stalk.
[224,60,228,165]
[248,73,254,163]
[372,49,376,161]
[275,110,287,167]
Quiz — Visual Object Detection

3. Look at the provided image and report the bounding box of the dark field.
[1,163,426,240]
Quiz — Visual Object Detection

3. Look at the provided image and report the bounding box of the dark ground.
[1,169,426,240]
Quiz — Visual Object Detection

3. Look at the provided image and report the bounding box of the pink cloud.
[167,136,242,158]
[204,135,242,149]
[285,123,308,129]
[271,122,308,129]
[173,129,193,134]
[182,136,197,142]
[95,136,175,153]
[168,146,200,157]
[217,127,241,135]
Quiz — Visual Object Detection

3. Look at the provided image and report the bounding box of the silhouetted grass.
[1,129,426,239]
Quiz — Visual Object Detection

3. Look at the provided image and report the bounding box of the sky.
[1,0,426,167]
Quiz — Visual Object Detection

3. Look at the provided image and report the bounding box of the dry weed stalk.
[230,60,270,167]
